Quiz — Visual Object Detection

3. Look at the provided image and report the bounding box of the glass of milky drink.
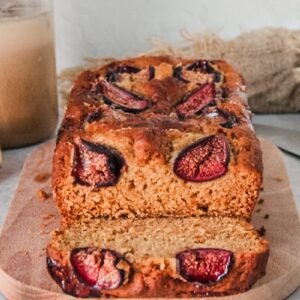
[0,0,57,148]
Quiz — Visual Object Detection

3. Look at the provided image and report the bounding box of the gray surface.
[254,124,300,158]
[0,114,299,299]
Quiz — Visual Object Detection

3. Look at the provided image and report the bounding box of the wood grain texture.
[0,138,299,300]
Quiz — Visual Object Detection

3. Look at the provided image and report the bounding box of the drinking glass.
[0,0,57,148]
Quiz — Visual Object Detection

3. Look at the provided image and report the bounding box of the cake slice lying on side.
[47,216,269,298]
[52,56,262,225]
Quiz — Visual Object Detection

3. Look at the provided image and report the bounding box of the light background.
[54,0,300,72]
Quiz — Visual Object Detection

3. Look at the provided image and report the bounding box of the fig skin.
[115,65,141,74]
[173,66,190,83]
[148,65,155,80]
[176,248,234,285]
[105,64,154,82]
[203,107,237,128]
[47,255,92,298]
[173,135,230,182]
[86,109,102,124]
[186,60,215,74]
[173,60,221,83]
[105,65,141,83]
[220,112,237,128]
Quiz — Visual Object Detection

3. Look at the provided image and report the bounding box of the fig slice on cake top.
[100,80,150,113]
[175,83,216,119]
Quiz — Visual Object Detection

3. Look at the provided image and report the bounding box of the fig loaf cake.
[52,56,263,225]
[47,216,269,298]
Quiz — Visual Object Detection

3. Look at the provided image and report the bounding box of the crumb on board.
[264,214,269,219]
[258,198,264,205]
[271,176,284,182]
[36,189,51,201]
[34,172,51,183]
[256,208,261,213]
[41,214,56,221]
[257,226,266,236]
[41,214,56,228]
[40,229,51,235]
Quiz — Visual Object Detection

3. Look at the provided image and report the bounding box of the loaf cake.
[47,216,269,298]
[53,56,262,225]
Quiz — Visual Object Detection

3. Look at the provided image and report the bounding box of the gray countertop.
[0,114,299,299]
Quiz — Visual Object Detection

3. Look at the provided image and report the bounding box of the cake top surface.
[62,56,250,134]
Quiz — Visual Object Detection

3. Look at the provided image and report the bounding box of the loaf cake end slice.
[47,216,269,298]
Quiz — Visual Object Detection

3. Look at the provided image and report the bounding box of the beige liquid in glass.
[0,10,57,148]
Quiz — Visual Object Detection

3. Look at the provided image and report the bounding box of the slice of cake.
[52,56,262,225]
[47,216,269,298]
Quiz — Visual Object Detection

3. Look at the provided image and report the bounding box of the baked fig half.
[73,139,124,188]
[173,135,230,182]
[176,248,234,285]
[203,107,237,128]
[71,248,131,290]
[100,80,150,113]
[175,83,216,119]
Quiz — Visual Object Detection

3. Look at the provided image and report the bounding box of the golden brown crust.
[53,56,263,224]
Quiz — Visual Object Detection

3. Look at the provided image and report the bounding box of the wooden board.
[0,138,300,300]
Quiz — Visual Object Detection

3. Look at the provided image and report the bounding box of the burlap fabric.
[60,27,300,113]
